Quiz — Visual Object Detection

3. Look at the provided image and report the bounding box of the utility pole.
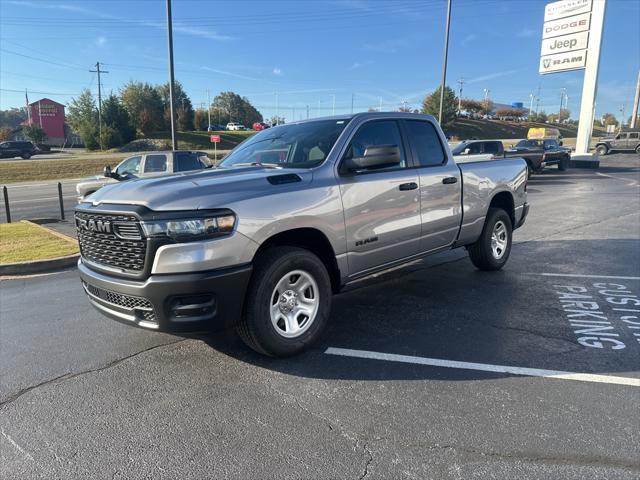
[165,0,178,151]
[331,94,336,116]
[275,92,279,125]
[529,92,535,119]
[559,88,566,122]
[619,104,625,129]
[438,0,452,124]
[207,89,211,130]
[631,70,640,129]
[89,61,109,150]
[457,77,464,113]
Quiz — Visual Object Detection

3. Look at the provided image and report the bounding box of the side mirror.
[103,165,112,178]
[345,145,401,172]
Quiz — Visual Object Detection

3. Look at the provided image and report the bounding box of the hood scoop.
[267,173,302,185]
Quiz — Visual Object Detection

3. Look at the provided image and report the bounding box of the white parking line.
[325,347,640,387]
[531,273,640,281]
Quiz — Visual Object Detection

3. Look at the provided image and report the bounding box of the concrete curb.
[0,253,79,276]
[0,221,79,276]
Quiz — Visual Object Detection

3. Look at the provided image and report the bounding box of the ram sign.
[539,0,593,75]
[539,50,587,74]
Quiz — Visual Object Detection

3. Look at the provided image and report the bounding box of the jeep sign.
[542,12,591,39]
[539,50,587,74]
[541,31,589,56]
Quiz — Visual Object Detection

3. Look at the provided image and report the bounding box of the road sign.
[210,135,220,143]
[541,30,589,56]
[539,50,587,74]
[544,0,592,22]
[542,12,591,39]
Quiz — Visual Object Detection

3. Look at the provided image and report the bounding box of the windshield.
[219,119,350,169]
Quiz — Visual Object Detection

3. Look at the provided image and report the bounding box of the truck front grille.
[75,212,146,272]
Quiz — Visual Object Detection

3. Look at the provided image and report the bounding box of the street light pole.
[438,0,452,124]
[165,0,178,151]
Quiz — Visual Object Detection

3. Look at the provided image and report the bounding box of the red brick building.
[26,98,66,144]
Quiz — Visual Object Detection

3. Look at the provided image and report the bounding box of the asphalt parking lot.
[1,154,639,479]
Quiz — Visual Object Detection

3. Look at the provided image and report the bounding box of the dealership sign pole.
[539,0,606,157]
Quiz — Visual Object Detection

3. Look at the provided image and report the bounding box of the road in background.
[2,179,78,222]
[1,155,639,479]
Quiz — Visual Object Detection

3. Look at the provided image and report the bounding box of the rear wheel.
[237,247,332,357]
[595,145,608,156]
[468,208,513,271]
[21,152,31,159]
[635,145,640,155]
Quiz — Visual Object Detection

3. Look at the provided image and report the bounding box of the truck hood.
[85,166,312,211]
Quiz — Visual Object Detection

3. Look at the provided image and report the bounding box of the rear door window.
[174,152,203,172]
[144,154,168,173]
[404,120,446,166]
[484,142,502,154]
[629,133,639,140]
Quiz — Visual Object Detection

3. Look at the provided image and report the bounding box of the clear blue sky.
[1,0,638,122]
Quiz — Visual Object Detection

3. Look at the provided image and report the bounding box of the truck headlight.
[141,214,235,240]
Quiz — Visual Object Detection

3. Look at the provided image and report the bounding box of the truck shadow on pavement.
[199,238,640,382]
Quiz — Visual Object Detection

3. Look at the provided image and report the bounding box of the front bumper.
[78,259,252,333]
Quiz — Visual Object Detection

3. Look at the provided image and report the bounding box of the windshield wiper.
[228,162,282,169]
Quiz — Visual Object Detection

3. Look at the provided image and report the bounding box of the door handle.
[442,177,458,184]
[398,182,418,191]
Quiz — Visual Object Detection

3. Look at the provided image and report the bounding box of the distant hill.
[445,119,606,140]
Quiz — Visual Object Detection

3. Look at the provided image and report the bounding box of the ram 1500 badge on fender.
[76,113,529,357]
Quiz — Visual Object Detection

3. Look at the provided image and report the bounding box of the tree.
[120,81,164,136]
[421,86,457,126]
[398,105,412,113]
[0,108,27,129]
[101,94,135,148]
[480,99,494,116]
[531,111,548,123]
[601,113,618,127]
[495,108,526,121]
[269,115,285,125]
[211,91,262,127]
[156,81,194,131]
[367,107,378,112]
[0,127,13,141]
[193,109,208,131]
[460,99,483,116]
[67,89,99,149]
[23,124,47,143]
[559,108,571,122]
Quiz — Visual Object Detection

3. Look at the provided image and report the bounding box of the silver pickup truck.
[75,113,529,357]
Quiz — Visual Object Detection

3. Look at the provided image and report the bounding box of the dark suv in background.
[0,141,37,159]
[595,131,640,155]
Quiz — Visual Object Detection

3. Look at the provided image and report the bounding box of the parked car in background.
[76,151,212,201]
[75,112,528,357]
[226,122,245,131]
[0,140,36,159]
[594,131,640,155]
[252,122,270,131]
[505,138,570,175]
[208,124,226,131]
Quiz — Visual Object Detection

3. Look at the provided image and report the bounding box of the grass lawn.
[148,130,255,150]
[0,221,78,264]
[0,157,114,183]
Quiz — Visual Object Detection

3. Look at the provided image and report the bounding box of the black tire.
[237,246,332,357]
[595,145,608,156]
[526,163,533,179]
[468,207,513,271]
[635,145,640,155]
[21,152,31,159]
[558,155,569,171]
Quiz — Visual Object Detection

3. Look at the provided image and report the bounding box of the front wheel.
[595,145,608,156]
[237,247,332,357]
[468,208,513,271]
[558,155,569,171]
